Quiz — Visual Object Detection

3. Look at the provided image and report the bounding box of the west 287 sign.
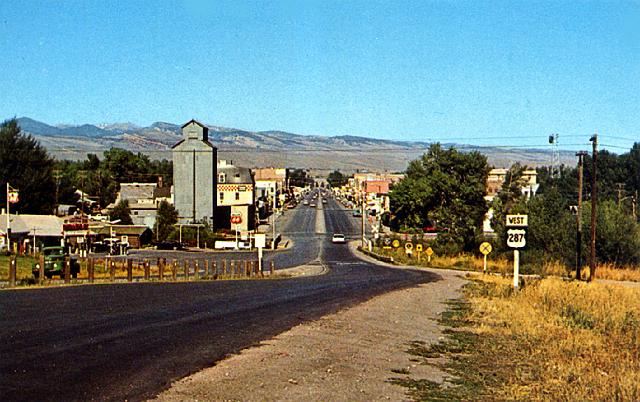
[506,215,527,249]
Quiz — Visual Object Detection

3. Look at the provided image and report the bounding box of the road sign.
[404,242,413,250]
[479,242,492,255]
[254,233,266,248]
[415,244,423,252]
[479,241,492,274]
[506,214,528,227]
[230,214,242,225]
[506,229,526,248]
[392,239,400,248]
[425,247,434,256]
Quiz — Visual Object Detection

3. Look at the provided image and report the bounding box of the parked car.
[331,233,346,244]
[156,240,187,250]
[32,246,80,279]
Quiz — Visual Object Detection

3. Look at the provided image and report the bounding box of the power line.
[42,142,597,154]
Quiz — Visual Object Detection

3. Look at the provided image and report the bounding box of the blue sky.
[0,0,638,152]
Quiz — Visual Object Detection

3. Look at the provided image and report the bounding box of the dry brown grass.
[374,247,640,284]
[466,275,640,400]
[585,263,640,282]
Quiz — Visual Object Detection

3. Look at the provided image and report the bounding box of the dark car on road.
[156,240,187,250]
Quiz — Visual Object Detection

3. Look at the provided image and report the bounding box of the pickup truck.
[32,246,81,279]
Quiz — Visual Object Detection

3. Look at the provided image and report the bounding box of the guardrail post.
[39,255,45,285]
[8,256,16,287]
[270,260,275,276]
[88,258,95,283]
[212,261,218,279]
[127,259,133,282]
[194,260,200,280]
[109,259,116,282]
[171,260,177,281]
[230,261,235,278]
[158,258,164,281]
[144,259,150,281]
[64,258,71,284]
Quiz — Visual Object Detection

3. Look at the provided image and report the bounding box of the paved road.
[0,192,438,401]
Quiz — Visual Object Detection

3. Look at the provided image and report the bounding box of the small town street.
[0,196,439,401]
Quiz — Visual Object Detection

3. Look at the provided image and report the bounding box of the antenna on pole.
[549,133,560,179]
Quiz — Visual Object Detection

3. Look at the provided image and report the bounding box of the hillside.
[15,117,573,171]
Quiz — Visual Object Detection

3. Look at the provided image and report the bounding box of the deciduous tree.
[389,144,489,251]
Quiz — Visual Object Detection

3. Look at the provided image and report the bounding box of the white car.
[331,233,346,244]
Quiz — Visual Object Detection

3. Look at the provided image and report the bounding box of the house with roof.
[172,120,217,225]
[253,167,287,198]
[216,160,256,231]
[363,180,391,216]
[483,167,540,233]
[106,181,174,229]
[253,167,288,218]
[0,214,64,253]
[94,225,152,249]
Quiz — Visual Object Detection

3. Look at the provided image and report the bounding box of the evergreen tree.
[154,201,178,241]
[0,119,55,214]
[110,200,133,225]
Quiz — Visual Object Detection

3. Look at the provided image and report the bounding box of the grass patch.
[391,275,640,401]
[390,297,490,401]
[0,255,37,280]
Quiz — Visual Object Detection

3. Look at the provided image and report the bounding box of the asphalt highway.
[0,192,440,401]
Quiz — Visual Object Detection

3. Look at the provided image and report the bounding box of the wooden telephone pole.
[575,151,588,280]
[588,135,598,282]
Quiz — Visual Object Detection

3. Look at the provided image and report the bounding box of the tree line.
[388,143,640,269]
[1,119,172,215]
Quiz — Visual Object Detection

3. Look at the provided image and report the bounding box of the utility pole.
[575,151,588,280]
[617,183,625,207]
[588,134,598,282]
[6,182,10,252]
[53,169,62,215]
[272,188,276,249]
[361,191,366,248]
[31,227,39,256]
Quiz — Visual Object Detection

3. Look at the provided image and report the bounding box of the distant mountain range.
[14,117,574,172]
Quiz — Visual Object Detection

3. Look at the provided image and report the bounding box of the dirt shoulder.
[154,250,468,402]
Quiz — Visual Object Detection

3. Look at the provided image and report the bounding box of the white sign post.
[506,215,528,289]
[231,213,242,249]
[254,233,266,274]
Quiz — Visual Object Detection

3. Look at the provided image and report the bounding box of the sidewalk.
[153,255,467,401]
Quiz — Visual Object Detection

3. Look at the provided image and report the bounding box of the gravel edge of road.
[153,245,469,401]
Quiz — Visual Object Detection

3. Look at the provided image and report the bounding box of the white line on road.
[315,202,326,234]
